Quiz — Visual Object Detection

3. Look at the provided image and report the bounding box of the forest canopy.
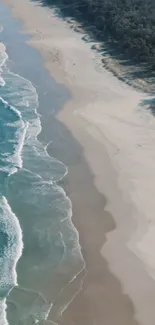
[41,0,155,68]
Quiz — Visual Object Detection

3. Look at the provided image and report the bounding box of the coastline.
[2,1,155,325]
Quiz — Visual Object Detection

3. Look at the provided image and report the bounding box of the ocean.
[0,4,84,325]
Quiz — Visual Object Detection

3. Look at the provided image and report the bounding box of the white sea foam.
[0,96,28,171]
[0,96,22,119]
[0,299,8,325]
[10,121,29,169]
[0,197,23,288]
[0,42,8,69]
[0,196,23,325]
[0,43,7,88]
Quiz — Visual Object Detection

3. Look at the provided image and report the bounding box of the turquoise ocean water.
[0,6,84,325]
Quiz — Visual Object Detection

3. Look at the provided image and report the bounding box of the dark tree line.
[41,0,155,68]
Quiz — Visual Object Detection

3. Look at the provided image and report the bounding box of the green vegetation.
[40,0,155,69]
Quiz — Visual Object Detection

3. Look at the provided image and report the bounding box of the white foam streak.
[0,96,22,119]
[0,42,8,69]
[0,197,23,286]
[11,121,29,169]
[0,196,23,325]
[0,299,8,325]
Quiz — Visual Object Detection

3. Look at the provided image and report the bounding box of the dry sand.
[2,0,155,324]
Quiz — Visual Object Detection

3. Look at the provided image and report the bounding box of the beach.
[1,0,155,325]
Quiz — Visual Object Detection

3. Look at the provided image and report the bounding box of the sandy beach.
[2,0,155,324]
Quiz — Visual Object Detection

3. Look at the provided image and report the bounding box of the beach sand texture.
[2,0,155,324]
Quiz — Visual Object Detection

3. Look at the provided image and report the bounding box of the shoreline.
[2,1,155,325]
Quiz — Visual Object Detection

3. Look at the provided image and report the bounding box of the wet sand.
[57,137,140,325]
[2,1,155,325]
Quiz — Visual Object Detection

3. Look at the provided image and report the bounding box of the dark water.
[0,3,84,324]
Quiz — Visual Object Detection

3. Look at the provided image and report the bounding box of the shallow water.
[0,3,85,324]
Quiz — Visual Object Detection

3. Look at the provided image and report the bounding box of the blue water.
[0,14,85,325]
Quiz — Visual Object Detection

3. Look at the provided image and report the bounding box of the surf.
[0,27,85,325]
